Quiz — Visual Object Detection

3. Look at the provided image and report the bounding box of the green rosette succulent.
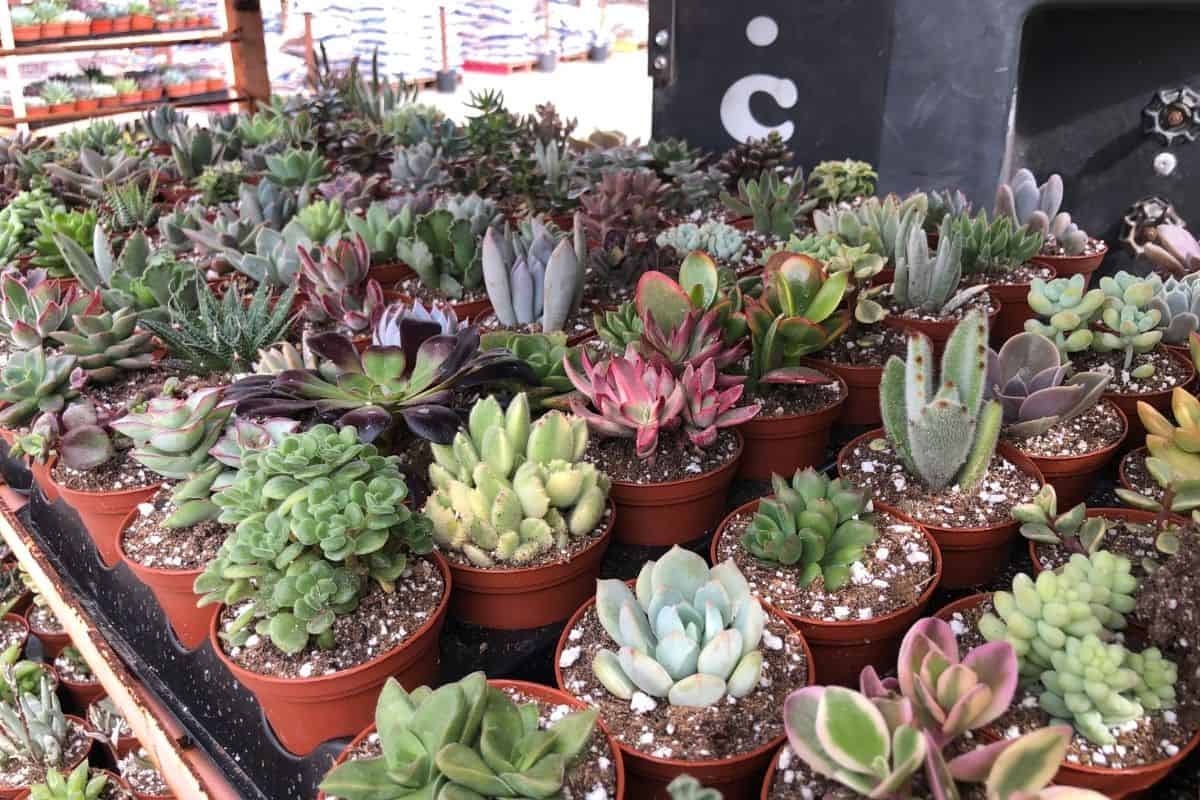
[1025,274,1107,359]
[195,424,433,655]
[425,394,609,566]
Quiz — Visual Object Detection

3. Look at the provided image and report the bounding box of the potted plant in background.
[160,69,189,100]
[838,311,1043,587]
[108,0,132,33]
[90,82,118,109]
[87,696,136,759]
[0,677,92,799]
[10,7,41,43]
[34,3,66,39]
[117,749,171,800]
[193,423,451,755]
[998,168,1108,283]
[38,82,74,116]
[59,9,89,37]
[425,393,614,629]
[126,1,152,31]
[712,467,942,686]
[23,96,48,121]
[555,547,813,797]
[28,763,135,800]
[89,5,116,35]
[52,646,102,709]
[110,78,139,107]
[71,84,98,114]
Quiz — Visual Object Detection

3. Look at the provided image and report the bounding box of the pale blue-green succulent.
[592,546,766,707]
[481,217,585,333]
[891,220,989,315]
[655,221,746,262]
[1025,275,1107,359]
[1093,271,1164,377]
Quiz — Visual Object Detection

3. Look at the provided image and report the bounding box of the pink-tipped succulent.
[209,417,300,471]
[564,345,684,461]
[1143,224,1200,277]
[298,233,384,334]
[680,359,760,448]
[635,269,747,383]
[0,269,101,351]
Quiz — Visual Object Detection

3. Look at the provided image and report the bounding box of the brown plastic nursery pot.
[130,13,154,30]
[314,679,625,800]
[24,106,47,120]
[802,357,883,426]
[112,16,132,32]
[52,478,161,568]
[40,22,65,38]
[608,430,743,545]
[736,372,847,480]
[204,78,225,93]
[0,715,90,799]
[837,431,1043,589]
[116,508,215,651]
[90,18,113,34]
[12,25,40,42]
[88,696,137,758]
[1117,446,1146,495]
[554,591,812,800]
[98,95,120,109]
[1015,399,1127,509]
[59,672,104,710]
[446,500,614,629]
[1032,242,1107,285]
[988,269,1055,345]
[74,98,98,112]
[209,552,451,755]
[366,261,414,287]
[1103,347,1195,452]
[25,609,67,660]
[64,21,90,36]
[882,299,1000,356]
[27,455,58,503]
[712,500,942,687]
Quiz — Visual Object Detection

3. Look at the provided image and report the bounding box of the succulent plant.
[316,172,386,214]
[110,386,233,482]
[389,141,449,191]
[744,253,850,389]
[425,394,610,566]
[587,230,661,288]
[346,200,414,263]
[85,697,127,747]
[978,551,1138,680]
[1025,275,1107,359]
[949,210,1045,276]
[985,332,1110,437]
[814,193,926,266]
[1092,273,1164,377]
[373,298,461,347]
[592,546,766,706]
[31,209,96,279]
[880,310,1001,491]
[0,647,53,706]
[593,301,642,350]
[665,775,722,800]
[480,331,574,399]
[238,179,299,232]
[44,148,145,202]
[195,424,433,654]
[681,357,761,446]
[1137,388,1200,481]
[319,672,598,800]
[48,306,154,384]
[208,418,300,476]
[655,221,746,262]
[396,208,482,299]
[578,168,664,243]
[807,159,877,204]
[1147,274,1200,345]
[184,207,259,258]
[0,677,68,771]
[264,147,330,189]
[892,221,988,316]
[923,187,972,231]
[225,222,314,287]
[481,217,584,333]
[298,235,384,335]
[741,468,878,588]
[101,171,161,234]
[715,131,793,188]
[634,266,747,380]
[28,763,108,800]
[34,399,117,471]
[1047,211,1089,256]
[232,329,534,445]
[195,160,243,205]
[139,104,183,146]
[168,125,227,182]
[1013,485,1109,555]
[720,168,813,238]
[0,348,81,427]
[156,208,201,256]
[294,198,346,246]
[995,168,1076,239]
[0,269,99,351]
[438,193,503,238]
[1140,223,1200,276]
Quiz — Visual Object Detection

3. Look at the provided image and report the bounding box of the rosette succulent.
[1149,274,1200,345]
[592,546,766,706]
[373,298,460,347]
[807,159,877,204]
[0,270,99,351]
[396,208,482,299]
[0,348,81,427]
[1092,273,1164,377]
[655,221,745,262]
[48,306,155,384]
[741,468,878,589]
[28,763,108,800]
[425,394,610,566]
[985,332,1110,437]
[1025,275,1107,359]
[195,424,433,654]
[298,234,384,335]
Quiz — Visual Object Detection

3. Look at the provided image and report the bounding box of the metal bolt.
[653,55,669,70]
[654,29,669,47]
[1154,152,1178,176]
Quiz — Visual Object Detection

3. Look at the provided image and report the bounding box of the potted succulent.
[135,75,161,103]
[193,424,451,755]
[812,193,926,290]
[108,1,131,33]
[768,617,1108,800]
[38,82,74,115]
[59,9,89,37]
[22,96,47,121]
[0,678,92,800]
[554,547,813,797]
[126,1,152,31]
[0,646,57,707]
[837,311,1043,587]
[89,4,115,35]
[23,595,67,660]
[160,69,189,100]
[1148,273,1200,360]
[90,82,118,109]
[27,764,135,800]
[988,331,1124,507]
[183,68,206,97]
[51,646,101,710]
[71,83,98,113]
[424,393,615,629]
[998,168,1108,283]
[34,3,66,39]
[108,77,138,106]
[712,468,942,686]
[346,202,417,286]
[10,7,40,42]
[87,697,136,759]
[318,672,623,800]
[202,70,224,94]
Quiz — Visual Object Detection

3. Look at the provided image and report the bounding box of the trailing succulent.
[425,394,610,566]
[195,424,434,654]
[481,217,585,333]
[985,331,1110,437]
[880,310,1002,491]
[1025,275,1107,360]
[592,546,766,706]
[741,468,878,589]
[785,618,1100,799]
[319,672,598,800]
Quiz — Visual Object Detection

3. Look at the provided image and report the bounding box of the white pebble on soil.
[558,646,581,668]
[630,692,657,714]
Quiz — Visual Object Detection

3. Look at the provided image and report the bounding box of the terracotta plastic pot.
[712,500,941,687]
[608,430,743,546]
[98,95,121,109]
[40,22,65,38]
[204,78,225,93]
[1117,446,1146,495]
[139,88,163,103]
[25,609,68,660]
[802,357,883,426]
[88,696,137,758]
[64,21,90,36]
[90,18,114,34]
[185,80,207,96]
[933,591,990,624]
[988,269,1055,345]
[882,297,1000,355]
[130,14,154,30]
[1103,346,1195,452]
[446,501,614,629]
[837,431,1044,589]
[59,671,104,710]
[52,477,162,568]
[1032,242,1107,285]
[737,372,846,480]
[12,25,40,42]
[164,85,189,99]
[127,780,172,800]
[74,98,99,112]
[315,679,625,800]
[1015,399,1127,509]
[112,16,132,32]
[24,106,47,121]
[554,591,812,800]
[0,716,90,800]
[116,508,215,650]
[210,552,451,755]
[47,102,74,115]
[0,613,28,656]
[118,92,141,106]
[366,262,414,287]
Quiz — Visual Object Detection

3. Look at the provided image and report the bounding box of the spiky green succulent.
[720,168,813,238]
[0,676,68,771]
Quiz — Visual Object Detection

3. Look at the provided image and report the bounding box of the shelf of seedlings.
[0,80,1197,800]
